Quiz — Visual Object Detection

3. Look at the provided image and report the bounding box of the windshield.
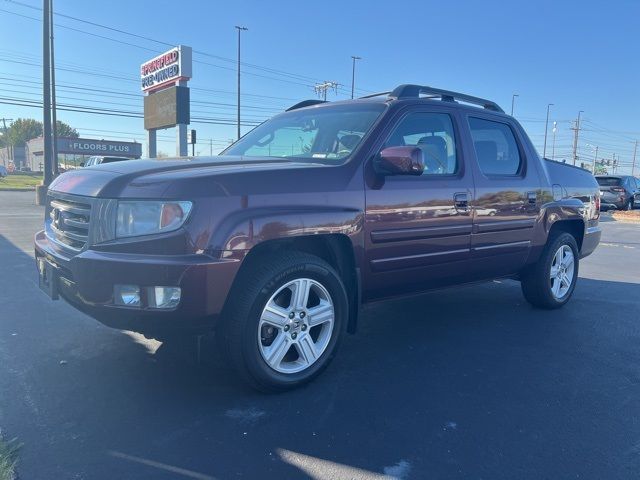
[596,177,622,187]
[223,103,385,163]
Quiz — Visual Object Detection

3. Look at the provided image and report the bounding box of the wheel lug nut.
[291,332,297,339]
[301,324,307,331]
[300,311,306,319]
[283,325,290,332]
[288,312,295,319]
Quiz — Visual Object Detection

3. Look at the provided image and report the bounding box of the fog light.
[149,286,181,309]
[114,285,141,307]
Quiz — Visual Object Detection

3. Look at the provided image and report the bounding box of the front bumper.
[35,230,242,336]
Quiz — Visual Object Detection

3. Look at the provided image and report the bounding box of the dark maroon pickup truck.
[35,85,601,391]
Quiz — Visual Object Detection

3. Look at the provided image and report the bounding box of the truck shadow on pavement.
[1,233,639,480]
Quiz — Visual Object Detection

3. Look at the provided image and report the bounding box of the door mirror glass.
[375,146,425,176]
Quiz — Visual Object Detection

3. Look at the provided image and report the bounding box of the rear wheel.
[624,199,633,211]
[521,232,579,309]
[218,252,348,392]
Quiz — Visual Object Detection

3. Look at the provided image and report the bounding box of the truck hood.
[49,156,328,198]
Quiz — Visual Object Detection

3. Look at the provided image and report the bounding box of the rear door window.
[469,117,522,176]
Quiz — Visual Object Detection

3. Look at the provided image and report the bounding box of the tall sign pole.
[176,80,188,156]
[632,140,638,176]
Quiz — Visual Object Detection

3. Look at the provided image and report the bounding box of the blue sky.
[1,0,639,173]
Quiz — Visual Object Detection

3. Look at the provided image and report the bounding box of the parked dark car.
[81,155,131,167]
[35,85,601,391]
[596,175,639,210]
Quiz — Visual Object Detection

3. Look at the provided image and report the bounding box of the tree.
[5,118,42,146]
[3,118,78,146]
[55,120,79,138]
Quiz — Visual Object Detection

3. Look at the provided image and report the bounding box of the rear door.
[464,114,542,277]
[363,106,475,299]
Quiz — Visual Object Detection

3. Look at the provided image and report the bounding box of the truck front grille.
[47,194,92,251]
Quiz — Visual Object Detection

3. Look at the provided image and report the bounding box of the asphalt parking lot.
[1,190,639,480]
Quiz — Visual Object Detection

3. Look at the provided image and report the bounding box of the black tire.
[521,232,579,309]
[623,199,633,211]
[218,251,348,392]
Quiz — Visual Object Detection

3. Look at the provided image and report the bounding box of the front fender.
[208,206,364,253]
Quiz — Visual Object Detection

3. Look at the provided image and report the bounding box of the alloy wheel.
[257,278,335,374]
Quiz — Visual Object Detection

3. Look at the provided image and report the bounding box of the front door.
[363,108,475,300]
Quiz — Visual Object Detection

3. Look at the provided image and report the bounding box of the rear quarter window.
[468,117,522,176]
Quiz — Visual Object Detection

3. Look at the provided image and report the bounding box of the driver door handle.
[454,192,470,214]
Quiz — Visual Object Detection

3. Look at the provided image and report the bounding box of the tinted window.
[596,177,622,187]
[384,112,458,175]
[469,117,522,175]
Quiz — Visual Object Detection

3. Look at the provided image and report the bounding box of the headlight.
[116,201,192,238]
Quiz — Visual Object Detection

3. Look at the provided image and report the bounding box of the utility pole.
[50,0,58,176]
[510,94,519,116]
[571,110,583,166]
[350,56,361,99]
[632,140,638,176]
[591,145,598,174]
[551,121,557,160]
[543,103,553,159]
[612,153,617,174]
[235,25,248,141]
[209,138,213,156]
[314,81,339,101]
[40,0,53,200]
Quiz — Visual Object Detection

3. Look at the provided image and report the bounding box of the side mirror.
[375,146,424,176]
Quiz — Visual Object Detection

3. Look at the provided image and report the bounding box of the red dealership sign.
[140,45,192,93]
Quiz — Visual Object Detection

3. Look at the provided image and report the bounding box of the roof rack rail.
[359,91,391,99]
[286,99,327,111]
[388,84,504,113]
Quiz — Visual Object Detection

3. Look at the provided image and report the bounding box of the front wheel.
[521,232,579,309]
[218,252,348,392]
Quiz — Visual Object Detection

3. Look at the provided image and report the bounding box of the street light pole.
[543,103,554,159]
[552,121,557,160]
[235,25,248,141]
[350,56,361,99]
[632,140,638,176]
[510,94,519,116]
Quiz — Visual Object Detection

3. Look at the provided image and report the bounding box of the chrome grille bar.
[46,194,93,251]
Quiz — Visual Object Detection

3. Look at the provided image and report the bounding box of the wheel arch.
[226,234,360,334]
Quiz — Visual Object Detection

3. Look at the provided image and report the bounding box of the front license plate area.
[38,258,59,300]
